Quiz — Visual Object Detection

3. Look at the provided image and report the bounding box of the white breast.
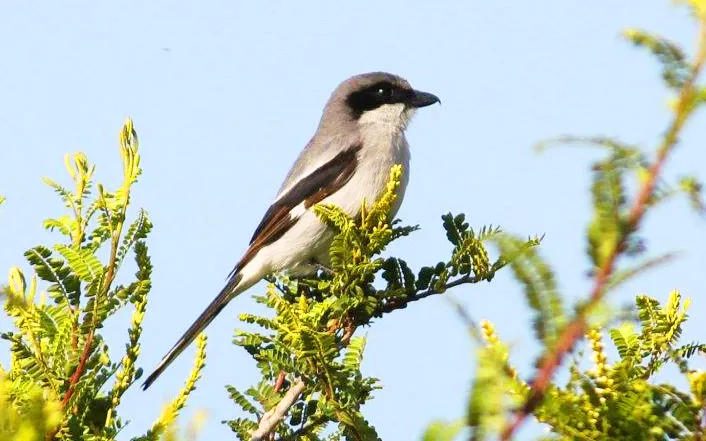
[337,130,410,217]
[326,103,412,217]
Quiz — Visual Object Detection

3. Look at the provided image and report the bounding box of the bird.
[142,72,439,389]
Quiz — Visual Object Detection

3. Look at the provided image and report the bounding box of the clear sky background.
[1,1,705,440]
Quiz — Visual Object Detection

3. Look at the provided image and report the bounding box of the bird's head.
[321,72,440,135]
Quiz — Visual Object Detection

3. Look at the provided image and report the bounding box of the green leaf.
[342,336,367,372]
[536,136,647,167]
[415,266,436,290]
[226,385,260,416]
[422,420,465,441]
[116,209,153,267]
[43,215,73,237]
[605,252,679,292]
[679,175,705,215]
[441,213,469,246]
[54,244,104,283]
[610,322,639,360]
[492,233,565,347]
[674,342,706,358]
[381,258,415,296]
[467,344,508,440]
[587,155,629,268]
[623,28,689,89]
[42,177,77,212]
[225,418,259,439]
[24,246,80,306]
[336,408,381,441]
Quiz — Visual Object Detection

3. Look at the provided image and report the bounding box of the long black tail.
[141,273,243,390]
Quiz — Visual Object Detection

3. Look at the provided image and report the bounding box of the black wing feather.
[231,143,362,277]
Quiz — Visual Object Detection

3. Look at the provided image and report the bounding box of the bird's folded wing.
[229,142,362,277]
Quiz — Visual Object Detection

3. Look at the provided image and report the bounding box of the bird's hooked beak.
[406,90,441,108]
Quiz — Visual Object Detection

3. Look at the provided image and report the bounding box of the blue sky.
[1,1,705,440]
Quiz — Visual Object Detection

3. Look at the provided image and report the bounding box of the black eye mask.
[345,81,413,119]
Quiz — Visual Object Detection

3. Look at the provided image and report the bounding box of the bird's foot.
[312,262,334,277]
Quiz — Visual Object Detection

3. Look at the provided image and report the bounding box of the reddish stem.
[62,331,94,407]
[499,48,700,438]
[274,370,287,393]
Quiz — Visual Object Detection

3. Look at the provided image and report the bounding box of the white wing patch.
[290,201,307,218]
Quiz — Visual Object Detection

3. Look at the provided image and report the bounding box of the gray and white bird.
[142,72,439,389]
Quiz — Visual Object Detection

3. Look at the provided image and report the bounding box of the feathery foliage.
[226,165,537,440]
[424,292,706,441]
[533,292,705,440]
[426,2,706,440]
[2,2,706,440]
[0,120,203,441]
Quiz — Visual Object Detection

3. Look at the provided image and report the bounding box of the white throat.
[354,103,412,217]
[357,103,415,135]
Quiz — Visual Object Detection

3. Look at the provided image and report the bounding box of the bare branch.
[250,379,306,441]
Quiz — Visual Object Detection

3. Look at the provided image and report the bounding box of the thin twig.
[499,16,706,440]
[377,273,480,315]
[251,380,307,441]
[444,296,482,342]
[376,241,527,316]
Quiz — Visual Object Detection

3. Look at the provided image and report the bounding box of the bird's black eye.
[375,85,394,100]
[345,81,402,118]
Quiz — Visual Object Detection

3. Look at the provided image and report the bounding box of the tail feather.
[141,273,244,390]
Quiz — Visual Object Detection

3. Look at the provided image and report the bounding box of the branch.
[59,248,118,412]
[46,331,96,440]
[250,379,307,441]
[376,236,534,317]
[61,331,94,407]
[500,16,706,440]
[377,273,481,315]
[57,189,127,427]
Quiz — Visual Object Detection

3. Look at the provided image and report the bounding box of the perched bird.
[142,72,439,389]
